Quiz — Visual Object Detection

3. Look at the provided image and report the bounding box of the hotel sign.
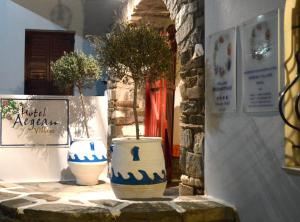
[1,99,69,146]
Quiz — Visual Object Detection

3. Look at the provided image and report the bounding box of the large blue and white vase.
[68,138,107,185]
[110,137,167,199]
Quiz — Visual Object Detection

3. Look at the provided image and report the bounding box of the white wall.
[0,95,108,183]
[0,0,103,95]
[205,0,300,221]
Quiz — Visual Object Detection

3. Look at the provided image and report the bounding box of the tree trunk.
[79,87,90,138]
[133,81,140,140]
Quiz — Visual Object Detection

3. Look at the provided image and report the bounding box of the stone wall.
[107,80,145,142]
[162,0,204,195]
[109,0,205,195]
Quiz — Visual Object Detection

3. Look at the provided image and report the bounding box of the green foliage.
[50,51,101,92]
[51,51,101,138]
[1,99,20,120]
[89,24,173,139]
[89,24,173,86]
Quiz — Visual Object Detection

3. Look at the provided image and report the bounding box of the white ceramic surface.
[68,138,107,185]
[110,137,167,199]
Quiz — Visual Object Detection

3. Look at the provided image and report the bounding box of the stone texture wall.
[162,0,205,195]
[109,0,205,195]
[107,80,145,143]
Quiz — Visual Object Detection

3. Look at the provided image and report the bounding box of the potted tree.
[90,24,172,198]
[51,51,107,185]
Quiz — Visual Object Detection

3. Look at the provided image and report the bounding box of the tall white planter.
[110,137,167,199]
[68,138,107,185]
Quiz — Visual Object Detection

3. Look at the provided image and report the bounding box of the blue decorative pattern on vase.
[111,169,166,185]
[131,146,140,161]
[68,154,107,163]
[90,142,95,151]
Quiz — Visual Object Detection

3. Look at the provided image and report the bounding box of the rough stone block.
[0,192,19,201]
[175,4,188,30]
[180,175,189,185]
[180,69,191,78]
[114,117,132,125]
[180,48,192,65]
[179,183,194,196]
[194,133,204,154]
[180,115,189,124]
[195,15,204,29]
[180,101,201,115]
[175,2,198,30]
[191,56,204,68]
[28,194,60,202]
[107,89,117,100]
[185,76,198,88]
[180,129,193,149]
[192,43,204,59]
[186,152,202,178]
[89,199,122,207]
[107,80,117,89]
[109,124,124,138]
[0,183,19,189]
[189,115,204,125]
[108,100,115,108]
[197,74,204,87]
[194,178,203,188]
[193,143,203,155]
[181,175,203,188]
[194,133,204,144]
[176,14,194,44]
[120,202,181,222]
[187,86,202,99]
[179,80,188,99]
[116,101,135,108]
[111,110,126,118]
[166,0,180,20]
[179,147,187,173]
[1,198,36,209]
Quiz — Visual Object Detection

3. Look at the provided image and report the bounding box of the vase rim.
[72,137,102,141]
[112,137,162,144]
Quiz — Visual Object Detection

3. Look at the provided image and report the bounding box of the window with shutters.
[25,30,75,95]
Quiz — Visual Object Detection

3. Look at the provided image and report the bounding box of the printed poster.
[1,99,69,146]
[207,27,237,113]
[241,10,279,112]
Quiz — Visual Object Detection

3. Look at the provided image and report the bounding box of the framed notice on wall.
[0,99,69,146]
[207,27,237,113]
[241,10,279,112]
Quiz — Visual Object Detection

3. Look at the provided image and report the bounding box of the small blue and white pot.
[68,138,107,185]
[110,137,167,199]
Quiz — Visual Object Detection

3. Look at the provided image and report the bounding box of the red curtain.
[144,80,172,183]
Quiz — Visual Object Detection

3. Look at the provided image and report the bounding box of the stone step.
[0,182,239,222]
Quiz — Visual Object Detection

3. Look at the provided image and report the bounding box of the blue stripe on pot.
[68,154,107,163]
[111,169,166,185]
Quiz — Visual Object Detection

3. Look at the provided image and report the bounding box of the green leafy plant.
[1,99,20,120]
[51,51,101,138]
[89,24,172,139]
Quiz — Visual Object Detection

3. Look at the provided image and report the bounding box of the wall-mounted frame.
[207,27,237,113]
[241,10,280,113]
[0,98,69,147]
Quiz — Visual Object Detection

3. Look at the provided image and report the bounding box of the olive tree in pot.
[90,24,172,198]
[51,51,107,185]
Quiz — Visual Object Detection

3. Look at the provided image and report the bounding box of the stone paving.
[0,181,238,222]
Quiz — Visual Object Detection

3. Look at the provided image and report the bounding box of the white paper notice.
[241,10,279,112]
[207,27,237,113]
